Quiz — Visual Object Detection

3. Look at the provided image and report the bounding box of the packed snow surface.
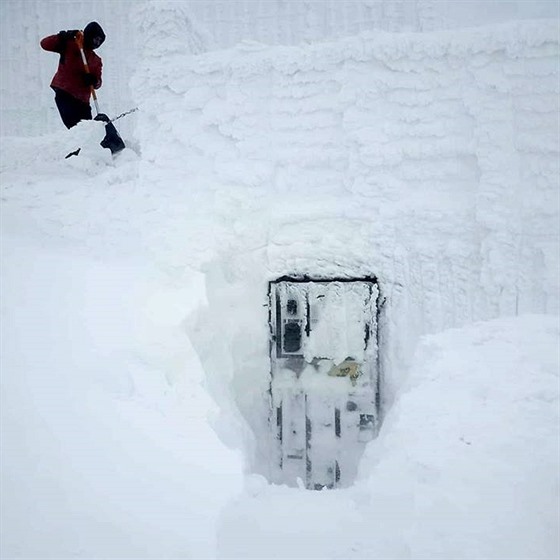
[1,2,559,559]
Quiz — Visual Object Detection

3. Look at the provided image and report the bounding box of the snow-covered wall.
[130,20,560,471]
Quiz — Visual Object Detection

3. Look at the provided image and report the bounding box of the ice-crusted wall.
[138,21,560,316]
[131,20,560,471]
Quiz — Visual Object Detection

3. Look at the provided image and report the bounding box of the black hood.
[84,21,105,49]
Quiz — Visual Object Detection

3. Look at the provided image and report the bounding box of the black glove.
[58,29,79,43]
[83,73,97,87]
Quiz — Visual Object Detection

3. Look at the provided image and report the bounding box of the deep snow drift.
[2,217,558,557]
[1,3,559,559]
[0,229,244,559]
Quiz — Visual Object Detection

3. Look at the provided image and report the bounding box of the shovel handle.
[75,31,100,113]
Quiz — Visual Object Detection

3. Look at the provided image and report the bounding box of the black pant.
[53,88,92,129]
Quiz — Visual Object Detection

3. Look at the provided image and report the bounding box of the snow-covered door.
[269,278,380,489]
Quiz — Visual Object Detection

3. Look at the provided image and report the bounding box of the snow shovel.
[76,31,125,155]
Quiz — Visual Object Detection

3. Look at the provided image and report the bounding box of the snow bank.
[217,315,559,560]
[0,231,243,559]
[359,314,560,559]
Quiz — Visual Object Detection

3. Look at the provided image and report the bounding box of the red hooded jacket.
[41,34,102,104]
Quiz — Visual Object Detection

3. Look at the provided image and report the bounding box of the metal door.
[269,278,380,489]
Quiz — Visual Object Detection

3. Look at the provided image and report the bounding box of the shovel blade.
[95,113,125,155]
[101,122,126,154]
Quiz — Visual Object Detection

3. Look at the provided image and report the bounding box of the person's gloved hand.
[83,73,97,87]
[58,29,79,42]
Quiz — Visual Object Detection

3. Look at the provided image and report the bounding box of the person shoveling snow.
[40,22,125,157]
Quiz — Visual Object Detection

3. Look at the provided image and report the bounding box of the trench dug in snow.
[188,268,385,490]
